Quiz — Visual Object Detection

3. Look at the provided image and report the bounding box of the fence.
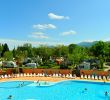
[22,68,72,75]
[80,69,109,76]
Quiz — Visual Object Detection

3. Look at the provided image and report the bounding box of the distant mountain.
[77,41,98,47]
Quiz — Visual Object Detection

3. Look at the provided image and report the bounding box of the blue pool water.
[0,80,110,100]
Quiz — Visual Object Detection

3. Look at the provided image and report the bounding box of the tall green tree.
[68,46,88,68]
[3,51,13,61]
[1,43,9,57]
[0,44,3,57]
[68,44,77,54]
[90,41,108,57]
[90,41,109,69]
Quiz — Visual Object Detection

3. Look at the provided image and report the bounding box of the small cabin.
[25,63,37,68]
[2,61,17,68]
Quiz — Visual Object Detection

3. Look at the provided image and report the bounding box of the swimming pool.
[0,80,110,100]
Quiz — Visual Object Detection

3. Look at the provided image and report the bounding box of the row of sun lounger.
[0,73,76,79]
[80,74,110,80]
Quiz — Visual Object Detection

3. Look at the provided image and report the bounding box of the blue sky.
[0,0,110,49]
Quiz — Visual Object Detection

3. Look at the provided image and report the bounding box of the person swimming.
[44,81,47,85]
[17,84,21,88]
[7,95,12,99]
[105,91,108,96]
[82,88,87,93]
[21,84,23,87]
[37,80,39,83]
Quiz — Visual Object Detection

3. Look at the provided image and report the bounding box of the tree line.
[0,41,110,69]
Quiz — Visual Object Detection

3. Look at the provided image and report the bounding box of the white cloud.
[33,24,56,30]
[103,38,110,42]
[61,30,76,36]
[0,38,64,50]
[82,40,94,42]
[0,39,43,45]
[48,13,70,20]
[0,39,46,50]
[29,32,49,39]
[29,34,49,39]
[32,32,44,35]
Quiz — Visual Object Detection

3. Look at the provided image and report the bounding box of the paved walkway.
[0,76,109,83]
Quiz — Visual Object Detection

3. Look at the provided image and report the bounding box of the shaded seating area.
[0,68,77,80]
[80,69,110,81]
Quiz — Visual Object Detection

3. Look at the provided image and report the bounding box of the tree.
[106,42,110,61]
[68,46,88,69]
[90,41,109,69]
[90,41,108,57]
[12,47,16,58]
[1,43,9,57]
[0,44,3,57]
[98,55,104,69]
[68,44,77,54]
[53,45,68,57]
[3,51,13,61]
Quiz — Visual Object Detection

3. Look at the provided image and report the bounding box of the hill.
[77,41,98,47]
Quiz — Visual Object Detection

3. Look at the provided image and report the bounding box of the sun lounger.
[24,73,27,77]
[73,74,76,78]
[24,73,26,77]
[36,73,40,77]
[20,73,23,77]
[84,75,87,79]
[43,73,46,77]
[48,74,51,77]
[59,74,62,77]
[80,74,84,79]
[98,76,102,80]
[62,74,65,78]
[4,74,8,78]
[41,73,44,77]
[103,76,106,80]
[66,74,69,78]
[55,74,59,77]
[26,73,30,77]
[106,76,110,81]
[67,74,76,79]
[52,73,56,77]
[1,75,5,78]
[16,74,20,77]
[29,73,33,77]
[88,75,91,79]
[39,73,44,77]
[36,73,39,76]
[33,73,36,77]
[95,75,98,80]
[91,75,94,80]
[8,74,11,78]
[68,74,72,78]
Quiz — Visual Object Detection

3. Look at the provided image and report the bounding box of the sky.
[0,0,110,49]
